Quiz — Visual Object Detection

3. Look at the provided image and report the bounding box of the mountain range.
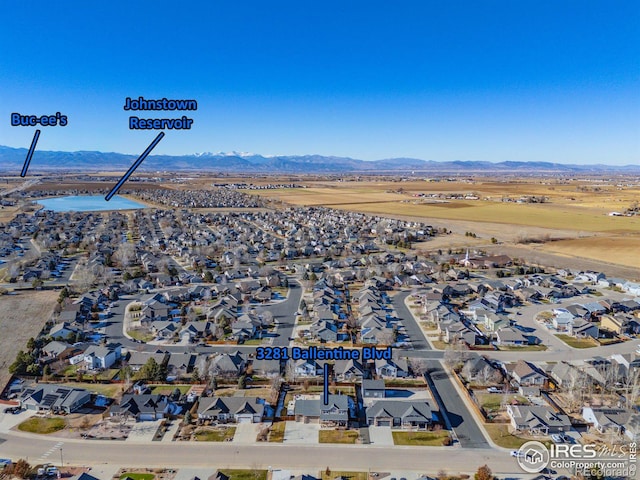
[0,145,637,174]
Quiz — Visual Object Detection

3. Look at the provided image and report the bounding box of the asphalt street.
[0,433,522,476]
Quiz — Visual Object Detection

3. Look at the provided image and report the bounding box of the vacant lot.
[392,430,451,446]
[0,290,59,393]
[319,429,359,444]
[218,470,267,480]
[268,421,286,442]
[18,416,66,434]
[555,334,599,349]
[193,426,236,442]
[320,471,367,480]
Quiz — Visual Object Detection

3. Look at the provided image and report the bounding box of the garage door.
[237,416,252,424]
[377,420,391,426]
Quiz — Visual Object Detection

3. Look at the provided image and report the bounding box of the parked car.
[551,434,563,443]
[511,450,524,458]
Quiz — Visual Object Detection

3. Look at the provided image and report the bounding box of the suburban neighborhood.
[0,183,639,480]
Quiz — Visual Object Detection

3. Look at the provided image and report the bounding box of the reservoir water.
[38,195,146,212]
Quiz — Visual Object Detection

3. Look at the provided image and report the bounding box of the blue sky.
[1,1,638,164]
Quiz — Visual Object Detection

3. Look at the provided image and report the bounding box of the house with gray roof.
[507,405,571,435]
[569,319,599,339]
[82,343,122,369]
[294,394,349,426]
[375,357,409,378]
[110,394,181,421]
[211,351,246,377]
[495,327,532,346]
[41,340,79,361]
[366,400,435,428]
[582,407,628,435]
[19,384,91,414]
[362,379,385,400]
[197,396,264,423]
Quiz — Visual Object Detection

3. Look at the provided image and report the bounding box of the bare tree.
[114,242,136,268]
[285,359,297,382]
[73,262,97,293]
[409,358,429,378]
[623,367,640,409]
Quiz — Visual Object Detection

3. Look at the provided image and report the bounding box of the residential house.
[110,394,181,421]
[211,351,246,377]
[569,319,599,339]
[197,396,264,423]
[49,322,82,340]
[582,407,628,436]
[81,343,122,370]
[19,384,91,414]
[294,394,349,426]
[41,341,79,362]
[362,379,386,400]
[166,353,196,378]
[334,359,365,382]
[375,357,409,378]
[507,405,571,435]
[510,360,546,386]
[366,400,435,429]
[495,327,533,346]
[600,314,640,335]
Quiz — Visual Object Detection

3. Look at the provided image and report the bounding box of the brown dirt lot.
[540,236,640,269]
[0,290,59,393]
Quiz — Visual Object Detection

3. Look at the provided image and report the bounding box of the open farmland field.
[247,179,640,271]
[247,180,640,233]
[0,290,59,393]
[0,205,21,223]
[540,236,640,269]
[338,200,640,233]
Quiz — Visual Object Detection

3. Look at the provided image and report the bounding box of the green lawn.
[482,423,551,450]
[194,427,236,442]
[217,470,266,480]
[127,329,154,342]
[555,334,598,349]
[119,474,155,480]
[392,430,451,446]
[150,385,192,395]
[319,429,358,444]
[59,382,121,397]
[497,344,548,351]
[268,422,286,442]
[58,364,79,377]
[320,471,367,480]
[431,340,448,350]
[597,337,623,346]
[476,393,503,413]
[18,417,66,434]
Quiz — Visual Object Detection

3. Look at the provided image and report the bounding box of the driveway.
[283,421,319,444]
[126,419,162,442]
[368,426,394,446]
[232,422,260,444]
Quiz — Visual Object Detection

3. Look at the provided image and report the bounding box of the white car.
[551,434,563,443]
